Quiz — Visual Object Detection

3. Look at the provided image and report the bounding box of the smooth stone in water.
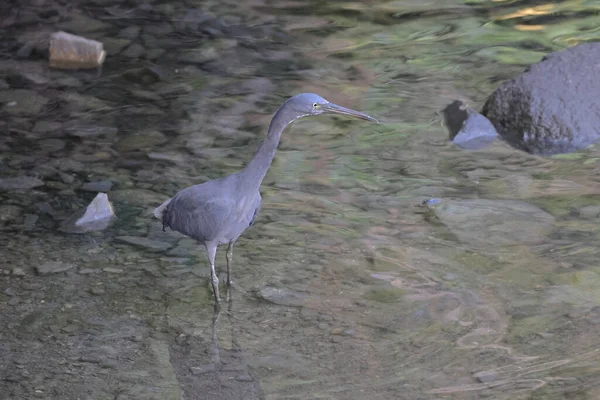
[257,286,307,307]
[81,180,113,192]
[0,89,48,115]
[0,176,44,191]
[36,261,75,275]
[432,198,555,247]
[115,236,171,252]
[0,205,23,222]
[579,205,600,219]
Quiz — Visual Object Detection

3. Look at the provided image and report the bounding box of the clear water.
[2,0,600,399]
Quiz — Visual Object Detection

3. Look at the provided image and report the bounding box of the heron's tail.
[153,198,172,220]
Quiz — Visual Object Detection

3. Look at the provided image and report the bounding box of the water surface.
[2,0,600,399]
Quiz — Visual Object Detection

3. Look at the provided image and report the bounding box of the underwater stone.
[36,261,75,275]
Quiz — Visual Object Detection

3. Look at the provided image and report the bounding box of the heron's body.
[161,174,261,244]
[154,93,377,305]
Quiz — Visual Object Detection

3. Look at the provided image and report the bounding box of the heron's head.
[285,93,378,123]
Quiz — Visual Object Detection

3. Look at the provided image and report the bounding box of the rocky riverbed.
[2,1,600,399]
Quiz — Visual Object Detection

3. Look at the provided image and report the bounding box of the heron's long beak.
[324,103,379,123]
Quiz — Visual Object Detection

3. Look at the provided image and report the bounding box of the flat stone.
[579,205,600,219]
[0,205,23,222]
[117,130,167,152]
[65,124,118,138]
[122,43,145,59]
[36,261,75,275]
[190,364,216,375]
[12,268,25,277]
[433,198,555,247]
[58,13,111,33]
[0,176,44,191]
[115,236,171,252]
[118,26,140,40]
[33,121,63,134]
[103,267,124,273]
[81,180,113,192]
[0,89,48,115]
[257,286,308,307]
[102,37,131,55]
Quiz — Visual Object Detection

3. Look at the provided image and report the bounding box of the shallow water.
[2,0,600,399]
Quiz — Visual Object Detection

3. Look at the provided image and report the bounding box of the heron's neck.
[241,107,296,189]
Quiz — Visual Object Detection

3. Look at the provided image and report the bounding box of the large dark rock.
[482,43,600,155]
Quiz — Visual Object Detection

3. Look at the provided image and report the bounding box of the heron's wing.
[249,194,262,227]
[163,185,236,242]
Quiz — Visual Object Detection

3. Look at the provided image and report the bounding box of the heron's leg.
[226,242,235,286]
[204,243,220,304]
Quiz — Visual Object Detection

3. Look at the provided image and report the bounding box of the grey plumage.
[154,93,377,305]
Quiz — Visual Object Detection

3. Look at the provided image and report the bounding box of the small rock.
[36,261,75,275]
[443,100,497,151]
[103,267,123,274]
[23,214,39,231]
[117,130,167,152]
[8,297,20,306]
[12,268,26,277]
[102,37,131,55]
[39,138,66,153]
[122,43,145,59]
[89,286,105,295]
[190,364,216,375]
[78,268,97,275]
[118,26,140,40]
[0,89,48,115]
[65,125,118,138]
[4,287,15,296]
[81,180,113,192]
[33,121,63,134]
[257,286,307,307]
[0,205,23,222]
[115,236,171,252]
[100,359,118,369]
[579,205,600,219]
[474,371,499,384]
[61,324,78,333]
[0,176,44,191]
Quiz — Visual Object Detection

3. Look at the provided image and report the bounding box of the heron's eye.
[313,103,318,108]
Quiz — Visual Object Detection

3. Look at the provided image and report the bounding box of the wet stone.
[38,138,66,153]
[0,205,23,222]
[12,268,26,277]
[32,121,63,135]
[78,268,97,275]
[0,89,48,115]
[579,205,600,219]
[115,236,171,252]
[103,267,124,273]
[102,37,131,55]
[89,286,105,295]
[36,261,75,275]
[122,43,146,59]
[117,130,168,152]
[81,180,113,192]
[190,364,216,375]
[257,286,308,307]
[118,26,140,40]
[0,176,44,191]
